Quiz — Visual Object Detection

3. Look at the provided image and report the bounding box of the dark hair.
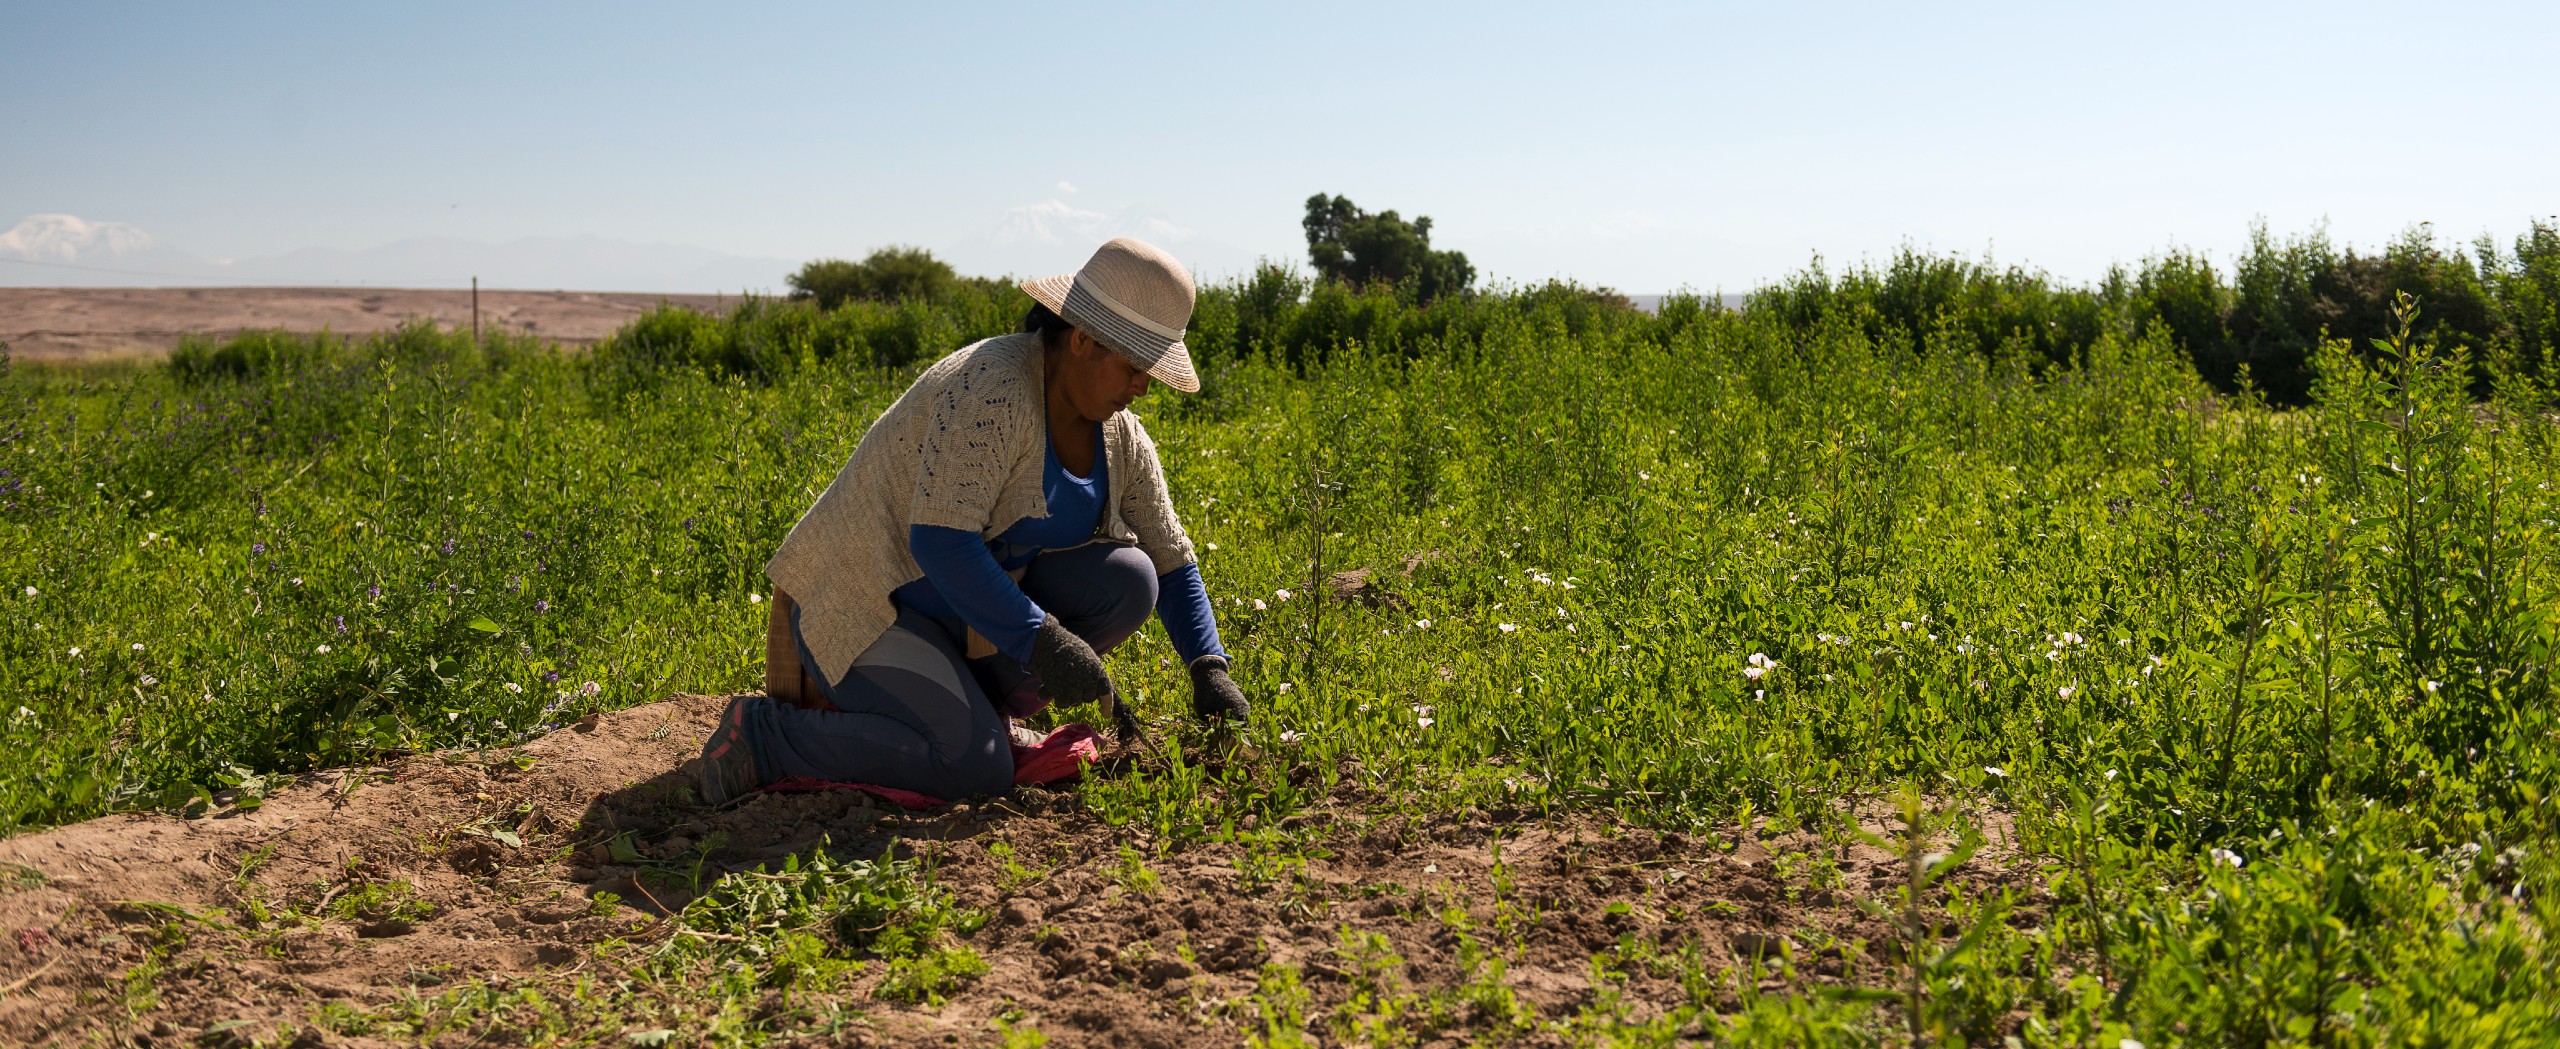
[1020,302,1074,351]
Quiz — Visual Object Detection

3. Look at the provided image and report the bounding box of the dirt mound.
[0,695,2034,1047]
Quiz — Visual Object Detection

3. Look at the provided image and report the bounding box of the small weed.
[1111,845,1162,897]
[329,879,435,925]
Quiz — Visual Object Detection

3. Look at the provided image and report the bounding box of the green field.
[6,245,2560,1043]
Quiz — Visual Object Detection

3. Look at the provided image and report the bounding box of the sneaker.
[697,694,763,806]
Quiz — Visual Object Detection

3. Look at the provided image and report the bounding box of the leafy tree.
[788,246,958,308]
[1303,194,1475,303]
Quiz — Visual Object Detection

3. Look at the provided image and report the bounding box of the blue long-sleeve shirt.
[892,429,1226,665]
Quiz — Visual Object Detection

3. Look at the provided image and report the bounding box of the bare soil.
[0,695,2036,1047]
[0,288,732,362]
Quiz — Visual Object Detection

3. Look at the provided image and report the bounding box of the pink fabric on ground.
[753,723,1102,809]
[1010,723,1102,786]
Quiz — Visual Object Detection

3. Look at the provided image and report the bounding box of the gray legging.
[744,542,1157,799]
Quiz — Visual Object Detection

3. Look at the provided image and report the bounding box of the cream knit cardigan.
[765,332,1197,683]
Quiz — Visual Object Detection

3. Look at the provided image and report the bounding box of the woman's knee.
[1087,545,1158,640]
[1025,544,1157,651]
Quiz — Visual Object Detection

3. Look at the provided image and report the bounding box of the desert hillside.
[0,287,730,360]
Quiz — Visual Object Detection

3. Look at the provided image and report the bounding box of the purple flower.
[441,538,456,555]
[542,670,561,684]
[368,585,382,600]
[509,575,522,591]
[535,599,551,613]
[252,542,266,555]
[683,516,697,532]
[334,615,347,634]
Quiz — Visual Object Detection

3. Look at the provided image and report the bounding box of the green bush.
[169,328,343,384]
[787,246,961,308]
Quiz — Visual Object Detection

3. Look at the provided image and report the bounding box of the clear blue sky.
[5,1,2553,292]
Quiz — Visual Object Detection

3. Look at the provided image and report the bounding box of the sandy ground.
[0,692,2037,1048]
[0,287,735,361]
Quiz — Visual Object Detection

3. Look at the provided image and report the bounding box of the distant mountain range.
[0,211,1702,303]
[0,214,797,292]
[941,198,1268,283]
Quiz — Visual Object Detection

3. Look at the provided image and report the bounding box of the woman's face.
[1055,328,1152,423]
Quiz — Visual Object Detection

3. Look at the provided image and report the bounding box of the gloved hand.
[1189,655,1250,723]
[1029,614,1115,709]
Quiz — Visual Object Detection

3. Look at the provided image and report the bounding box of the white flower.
[2104,768,2119,781]
[1984,766,2007,778]
[20,587,33,597]
[2058,685,2078,699]
[316,644,331,654]
[1276,588,1293,601]
[580,681,602,697]
[749,593,763,604]
[1747,652,1774,667]
[1204,543,1218,551]
[291,577,303,586]
[1899,621,1913,631]
[1413,618,1432,630]
[1498,623,1518,633]
[131,643,144,652]
[1277,682,1294,694]
[2121,1040,2148,1049]
[1252,598,1268,611]
[2425,680,2441,693]
[1278,729,1304,744]
[68,647,81,657]
[1742,666,1768,680]
[138,675,158,686]
[2209,848,2245,869]
[504,682,524,694]
[1417,717,1435,728]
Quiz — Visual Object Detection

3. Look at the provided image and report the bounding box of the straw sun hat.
[1019,237,1200,394]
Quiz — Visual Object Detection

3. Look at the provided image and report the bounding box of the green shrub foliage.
[786,246,963,309]
[10,221,2560,1041]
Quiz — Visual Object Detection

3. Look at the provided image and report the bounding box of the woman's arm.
[1155,563,1227,665]
[908,524,1045,662]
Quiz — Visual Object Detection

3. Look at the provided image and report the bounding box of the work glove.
[1028,614,1115,709]
[1189,655,1250,724]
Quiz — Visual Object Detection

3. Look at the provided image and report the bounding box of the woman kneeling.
[694,238,1250,805]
